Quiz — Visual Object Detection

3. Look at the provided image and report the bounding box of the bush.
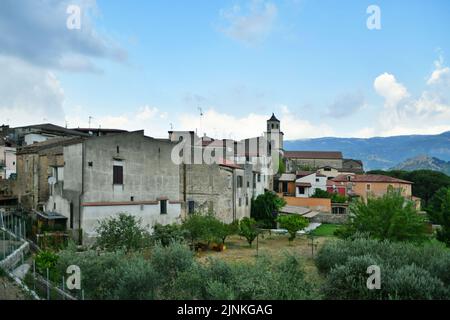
[251,192,286,228]
[276,215,309,242]
[151,223,186,246]
[95,213,150,252]
[239,217,260,247]
[386,264,448,300]
[339,190,427,242]
[322,255,383,300]
[317,237,450,299]
[35,250,59,274]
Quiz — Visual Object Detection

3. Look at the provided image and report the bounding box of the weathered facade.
[16,137,84,211]
[46,131,183,244]
[285,151,344,171]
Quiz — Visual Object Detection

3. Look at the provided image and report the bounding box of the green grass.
[311,224,341,237]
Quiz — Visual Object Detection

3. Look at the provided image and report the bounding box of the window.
[70,203,74,229]
[88,161,93,167]
[298,187,305,195]
[366,184,371,191]
[239,198,242,207]
[113,163,123,185]
[237,176,243,188]
[324,167,331,172]
[247,181,250,188]
[188,200,195,214]
[116,146,120,154]
[160,200,167,214]
[316,178,320,182]
[347,176,352,182]
[257,174,261,182]
[246,197,249,206]
[130,196,134,202]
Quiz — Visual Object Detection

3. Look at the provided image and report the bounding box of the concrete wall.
[53,132,183,244]
[311,213,348,224]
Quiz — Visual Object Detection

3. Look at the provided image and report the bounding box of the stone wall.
[311,213,348,224]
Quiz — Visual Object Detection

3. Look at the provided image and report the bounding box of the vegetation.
[276,215,309,243]
[52,242,318,300]
[151,223,186,246]
[367,169,450,208]
[316,237,450,299]
[311,224,340,237]
[251,191,286,228]
[337,190,427,242]
[427,187,450,246]
[95,213,150,252]
[311,189,348,203]
[238,217,260,247]
[35,250,59,274]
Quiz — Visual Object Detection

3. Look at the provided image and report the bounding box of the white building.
[295,172,327,198]
[0,146,16,179]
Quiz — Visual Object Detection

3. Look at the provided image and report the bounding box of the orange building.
[328,174,413,201]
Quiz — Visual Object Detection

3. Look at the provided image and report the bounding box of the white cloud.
[178,107,334,140]
[373,58,450,137]
[374,73,409,108]
[0,0,126,72]
[0,56,65,126]
[219,0,278,45]
[427,55,450,86]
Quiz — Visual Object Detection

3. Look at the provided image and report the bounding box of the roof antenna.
[198,107,203,136]
[170,123,174,130]
[88,116,93,129]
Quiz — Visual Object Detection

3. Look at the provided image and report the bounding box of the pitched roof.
[17,123,90,137]
[17,136,85,154]
[268,113,280,122]
[331,174,413,184]
[284,151,343,160]
[296,170,314,177]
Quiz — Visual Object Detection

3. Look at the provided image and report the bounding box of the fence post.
[47,268,50,300]
[33,259,36,292]
[2,230,5,259]
[62,276,65,300]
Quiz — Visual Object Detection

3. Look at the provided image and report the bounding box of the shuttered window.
[113,165,123,185]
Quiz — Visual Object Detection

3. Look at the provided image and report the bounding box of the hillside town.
[1,114,420,247]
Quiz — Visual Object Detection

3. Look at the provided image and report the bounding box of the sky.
[1,0,450,140]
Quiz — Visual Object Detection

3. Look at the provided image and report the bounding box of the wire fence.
[0,211,27,261]
[25,261,83,300]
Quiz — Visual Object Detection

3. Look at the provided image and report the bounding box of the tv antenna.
[198,107,203,136]
[88,116,94,129]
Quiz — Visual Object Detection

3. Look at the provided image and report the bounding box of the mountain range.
[392,155,450,175]
[284,131,450,171]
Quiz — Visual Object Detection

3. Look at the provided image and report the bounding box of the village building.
[328,174,413,200]
[284,151,343,171]
[43,131,183,244]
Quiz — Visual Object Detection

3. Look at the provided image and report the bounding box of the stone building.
[45,131,183,244]
[16,137,85,211]
[284,151,343,171]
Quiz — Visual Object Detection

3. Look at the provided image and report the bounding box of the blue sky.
[1,0,450,140]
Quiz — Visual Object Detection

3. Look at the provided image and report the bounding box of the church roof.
[268,113,280,122]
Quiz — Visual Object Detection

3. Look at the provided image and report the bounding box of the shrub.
[251,192,286,228]
[322,255,383,300]
[151,223,186,246]
[95,213,150,252]
[317,237,450,300]
[276,214,309,242]
[35,250,59,274]
[386,264,448,300]
[238,217,260,247]
[339,190,427,242]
